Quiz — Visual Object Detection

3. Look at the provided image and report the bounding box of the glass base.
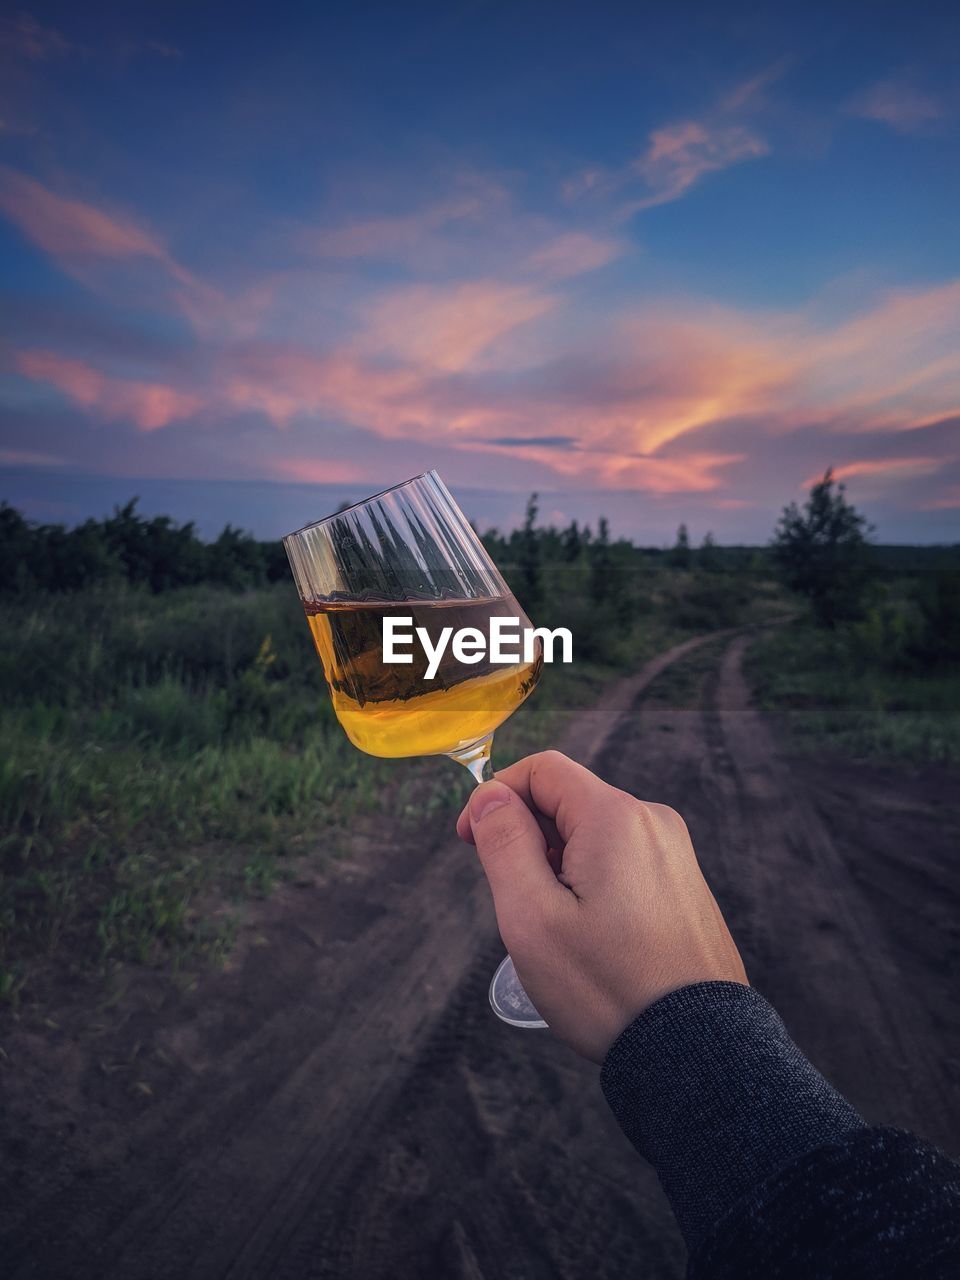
[489,954,548,1029]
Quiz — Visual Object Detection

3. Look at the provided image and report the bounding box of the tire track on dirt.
[696,635,957,1134]
[3,631,729,1280]
[596,631,960,1146]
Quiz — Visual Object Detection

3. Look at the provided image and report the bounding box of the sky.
[1,0,959,543]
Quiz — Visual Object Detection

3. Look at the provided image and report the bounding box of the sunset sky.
[1,1,958,542]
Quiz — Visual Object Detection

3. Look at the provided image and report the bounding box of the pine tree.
[590,516,614,603]
[669,522,692,569]
[699,530,720,572]
[561,519,582,562]
[772,469,873,626]
[518,492,541,608]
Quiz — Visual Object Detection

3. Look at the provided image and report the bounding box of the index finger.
[491,750,611,844]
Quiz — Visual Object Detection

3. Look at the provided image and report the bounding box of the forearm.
[600,982,960,1276]
[600,982,863,1247]
[690,1126,960,1279]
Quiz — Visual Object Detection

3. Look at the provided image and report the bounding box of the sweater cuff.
[600,981,865,1251]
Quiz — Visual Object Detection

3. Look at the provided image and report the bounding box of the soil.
[2,629,959,1279]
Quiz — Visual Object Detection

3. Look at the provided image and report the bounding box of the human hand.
[456,751,748,1062]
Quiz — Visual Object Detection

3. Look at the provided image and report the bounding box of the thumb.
[468,780,560,914]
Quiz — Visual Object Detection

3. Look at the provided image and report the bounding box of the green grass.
[0,573,780,1009]
[746,620,960,766]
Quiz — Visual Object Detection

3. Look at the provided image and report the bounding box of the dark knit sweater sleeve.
[600,981,960,1277]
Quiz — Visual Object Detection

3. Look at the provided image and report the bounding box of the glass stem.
[449,734,548,1029]
[472,755,495,785]
[449,733,495,786]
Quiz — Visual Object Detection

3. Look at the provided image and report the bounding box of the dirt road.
[3,629,959,1278]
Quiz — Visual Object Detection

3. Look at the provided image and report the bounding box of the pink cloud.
[0,14,180,64]
[302,180,507,261]
[803,457,943,488]
[37,268,946,498]
[208,323,771,494]
[6,138,957,506]
[0,448,67,467]
[358,281,557,373]
[629,121,769,211]
[561,168,605,202]
[297,177,622,289]
[270,458,369,484]
[300,277,958,489]
[173,277,276,342]
[523,232,622,282]
[14,264,960,500]
[711,498,754,510]
[850,81,944,134]
[17,350,103,403]
[293,174,553,283]
[922,486,960,510]
[564,76,772,216]
[476,441,744,493]
[0,170,592,360]
[794,280,960,423]
[0,13,70,61]
[719,61,789,112]
[0,166,172,263]
[0,167,266,340]
[17,350,202,431]
[221,345,426,431]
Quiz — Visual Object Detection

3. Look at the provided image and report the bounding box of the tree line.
[0,476,957,667]
[0,499,289,594]
[0,493,758,598]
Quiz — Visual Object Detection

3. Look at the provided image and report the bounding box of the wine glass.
[283,470,547,1028]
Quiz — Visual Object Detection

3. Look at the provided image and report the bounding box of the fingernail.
[470,782,511,823]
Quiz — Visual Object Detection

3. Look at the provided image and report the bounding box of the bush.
[846,598,924,671]
[912,570,960,667]
[665,571,750,631]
